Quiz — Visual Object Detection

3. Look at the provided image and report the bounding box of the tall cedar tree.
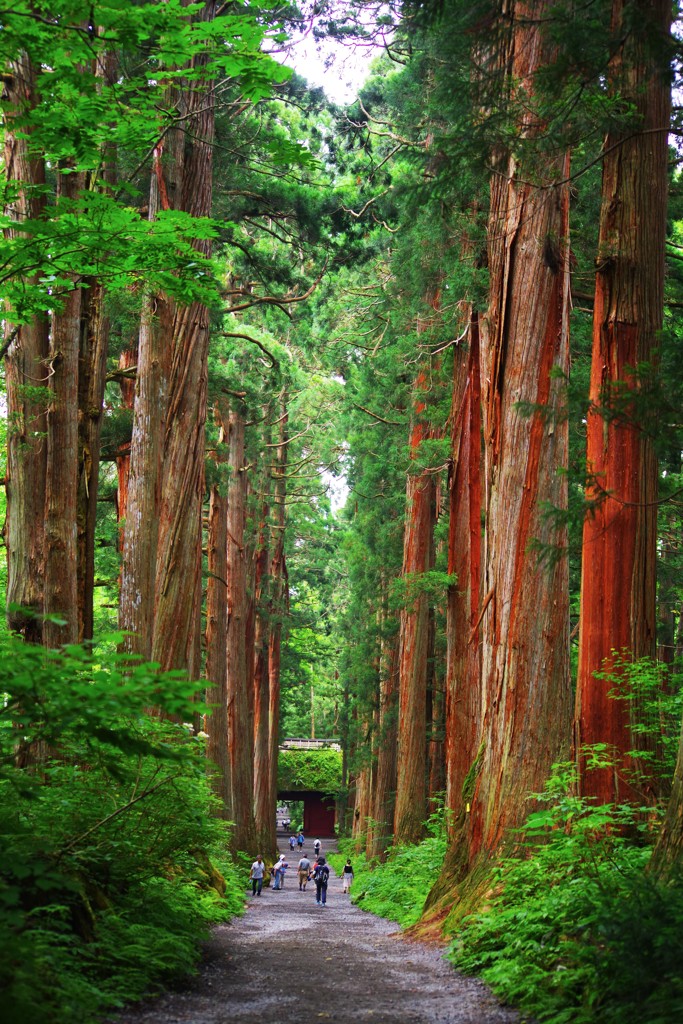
[575,0,672,804]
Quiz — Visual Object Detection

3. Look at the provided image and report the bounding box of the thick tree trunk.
[430,6,573,911]
[2,57,48,643]
[367,630,399,860]
[394,369,436,845]
[575,0,671,805]
[226,405,257,852]
[445,319,483,826]
[43,168,83,648]
[118,160,174,660]
[205,407,232,819]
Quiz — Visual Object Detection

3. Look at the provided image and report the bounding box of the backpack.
[315,865,329,886]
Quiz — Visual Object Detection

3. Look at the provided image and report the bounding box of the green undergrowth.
[449,763,683,1024]
[0,632,244,1024]
[329,810,448,928]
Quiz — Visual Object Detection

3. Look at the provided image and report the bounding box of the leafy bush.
[450,763,683,1023]
[329,809,448,928]
[0,633,243,1024]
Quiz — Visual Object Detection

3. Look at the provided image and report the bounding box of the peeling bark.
[576,0,671,805]
[267,397,288,852]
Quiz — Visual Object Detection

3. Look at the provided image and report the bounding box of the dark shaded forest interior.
[2,2,683,1023]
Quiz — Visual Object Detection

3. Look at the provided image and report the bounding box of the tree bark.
[205,405,232,819]
[445,319,483,827]
[43,167,83,648]
[226,405,257,852]
[253,483,274,853]
[394,367,436,845]
[575,0,671,805]
[2,56,48,643]
[267,397,288,851]
[650,712,683,879]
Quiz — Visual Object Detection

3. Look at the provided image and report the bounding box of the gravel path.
[109,841,519,1024]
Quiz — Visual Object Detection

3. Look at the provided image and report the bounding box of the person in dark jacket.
[313,855,329,906]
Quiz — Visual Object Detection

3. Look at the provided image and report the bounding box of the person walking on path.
[297,831,304,850]
[313,838,321,856]
[273,854,288,890]
[313,855,329,906]
[341,859,354,894]
[289,835,296,851]
[297,853,311,890]
[249,855,265,897]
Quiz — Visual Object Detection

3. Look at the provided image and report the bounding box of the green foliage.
[277,747,342,794]
[329,809,448,928]
[450,764,683,1024]
[0,633,243,1024]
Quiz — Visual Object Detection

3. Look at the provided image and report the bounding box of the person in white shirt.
[249,855,265,896]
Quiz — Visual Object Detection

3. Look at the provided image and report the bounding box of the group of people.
[249,841,354,908]
[288,831,305,851]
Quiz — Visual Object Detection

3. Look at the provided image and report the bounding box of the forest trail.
[110,839,519,1024]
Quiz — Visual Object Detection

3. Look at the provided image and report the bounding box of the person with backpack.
[313,838,321,856]
[313,855,329,906]
[272,853,288,890]
[297,831,304,850]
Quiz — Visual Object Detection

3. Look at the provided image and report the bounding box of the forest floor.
[108,838,520,1024]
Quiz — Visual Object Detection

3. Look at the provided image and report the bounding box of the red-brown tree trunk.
[2,56,48,643]
[445,4,573,894]
[226,405,257,852]
[394,368,436,845]
[205,405,232,819]
[445,319,483,827]
[575,0,671,805]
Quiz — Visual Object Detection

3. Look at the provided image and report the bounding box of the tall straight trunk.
[150,71,215,673]
[268,398,288,849]
[575,0,671,805]
[2,56,48,643]
[226,405,256,852]
[77,50,117,642]
[120,2,216,671]
[253,487,274,853]
[204,406,231,818]
[367,629,399,861]
[43,168,83,648]
[445,318,483,826]
[118,156,174,659]
[394,368,436,845]
[352,760,372,844]
[452,4,572,887]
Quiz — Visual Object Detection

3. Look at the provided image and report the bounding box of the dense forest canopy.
[2,1,683,1021]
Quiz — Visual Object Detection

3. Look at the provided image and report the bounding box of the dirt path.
[109,840,519,1024]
